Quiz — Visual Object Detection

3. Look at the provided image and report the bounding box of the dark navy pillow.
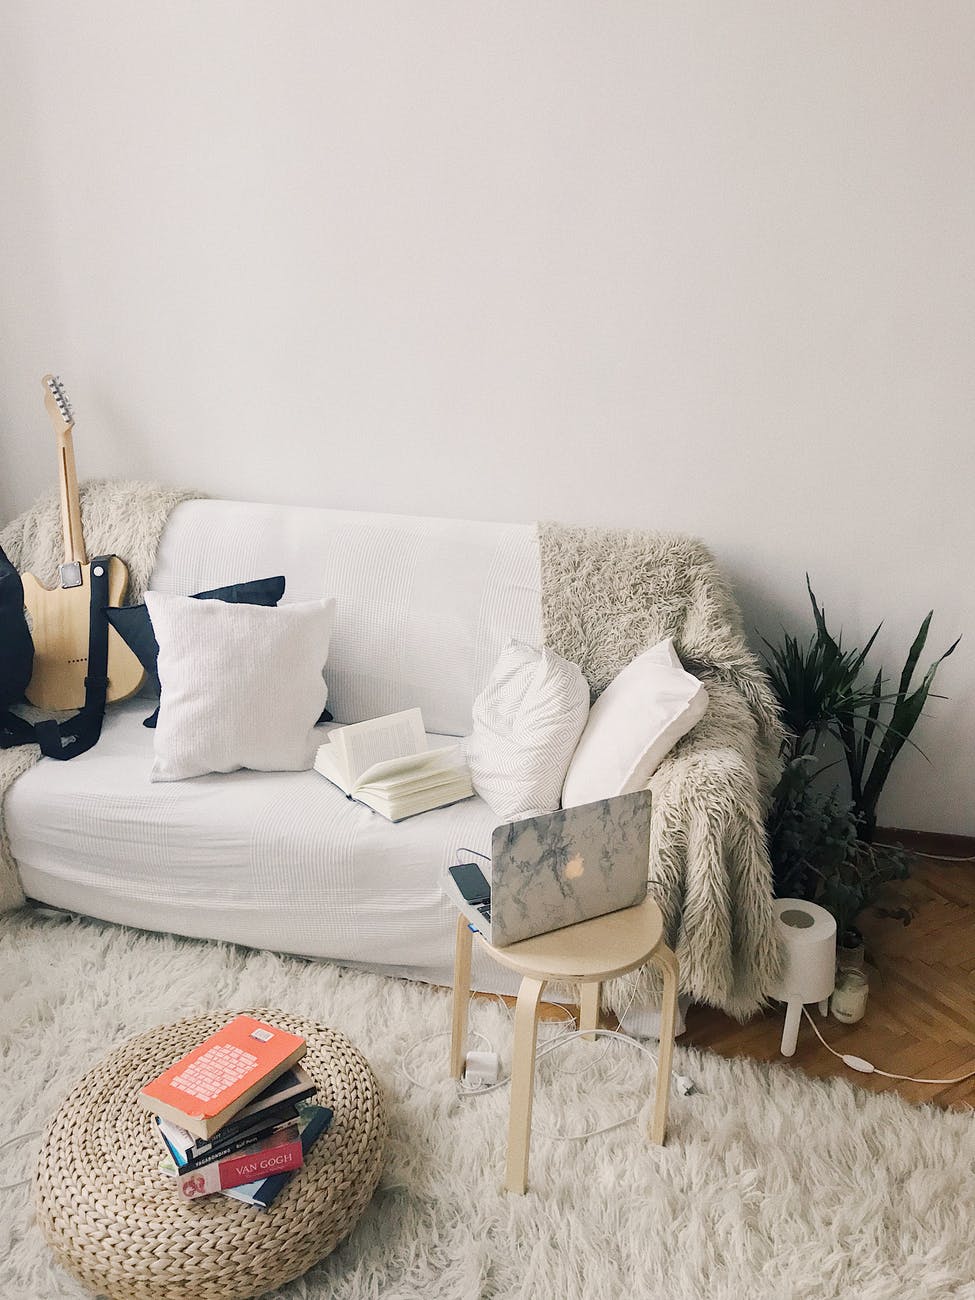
[106,576,334,728]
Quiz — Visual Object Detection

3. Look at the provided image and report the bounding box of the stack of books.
[138,1014,332,1209]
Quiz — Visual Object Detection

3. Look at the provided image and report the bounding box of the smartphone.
[448,862,491,906]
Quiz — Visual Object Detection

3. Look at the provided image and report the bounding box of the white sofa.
[7,494,778,1019]
[7,498,551,995]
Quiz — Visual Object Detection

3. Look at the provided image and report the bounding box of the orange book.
[138,1016,306,1140]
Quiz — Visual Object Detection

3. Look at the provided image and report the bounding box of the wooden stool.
[449,898,679,1194]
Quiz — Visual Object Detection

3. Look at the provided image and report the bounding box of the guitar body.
[23,557,145,710]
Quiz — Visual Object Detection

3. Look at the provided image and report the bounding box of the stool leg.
[579,981,600,1041]
[504,976,545,1194]
[780,999,802,1057]
[649,945,679,1145]
[450,914,473,1079]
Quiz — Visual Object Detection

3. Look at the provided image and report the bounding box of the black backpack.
[0,543,112,759]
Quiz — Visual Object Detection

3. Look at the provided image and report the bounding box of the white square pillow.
[464,641,589,820]
[147,591,336,782]
[561,637,708,808]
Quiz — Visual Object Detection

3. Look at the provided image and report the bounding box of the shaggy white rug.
[2,908,973,1300]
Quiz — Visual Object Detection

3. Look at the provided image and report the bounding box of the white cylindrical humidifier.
[767,898,837,1056]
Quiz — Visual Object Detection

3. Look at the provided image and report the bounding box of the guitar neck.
[57,426,87,565]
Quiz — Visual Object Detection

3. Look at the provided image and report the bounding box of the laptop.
[444,791,651,948]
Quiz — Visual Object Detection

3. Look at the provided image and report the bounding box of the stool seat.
[482,896,665,983]
[449,898,678,1194]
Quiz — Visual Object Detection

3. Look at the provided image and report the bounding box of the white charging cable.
[801,1008,975,1085]
[0,1130,41,1192]
[530,1028,696,1141]
[400,988,697,1141]
[875,842,975,863]
[434,978,643,1099]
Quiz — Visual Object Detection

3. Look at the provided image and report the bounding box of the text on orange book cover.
[140,1016,306,1122]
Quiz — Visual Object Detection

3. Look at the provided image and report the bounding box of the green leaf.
[847,622,883,680]
[859,633,961,821]
[858,669,883,774]
[896,612,932,699]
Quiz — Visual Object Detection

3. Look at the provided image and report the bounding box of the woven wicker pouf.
[35,1008,388,1300]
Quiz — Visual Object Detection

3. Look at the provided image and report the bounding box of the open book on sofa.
[314,708,473,821]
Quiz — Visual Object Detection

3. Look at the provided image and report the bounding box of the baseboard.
[876,826,975,859]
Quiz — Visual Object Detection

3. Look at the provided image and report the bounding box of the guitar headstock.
[42,373,75,436]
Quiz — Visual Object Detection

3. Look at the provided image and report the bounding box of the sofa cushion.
[147,592,335,781]
[148,501,542,736]
[464,642,589,820]
[561,637,708,807]
[106,575,287,728]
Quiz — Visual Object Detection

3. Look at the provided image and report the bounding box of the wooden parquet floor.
[481,858,974,1109]
[682,858,975,1110]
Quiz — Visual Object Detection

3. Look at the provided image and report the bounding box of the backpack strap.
[0,711,37,747]
[0,542,35,746]
[1,556,114,761]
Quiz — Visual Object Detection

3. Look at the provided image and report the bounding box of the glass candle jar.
[831,968,869,1023]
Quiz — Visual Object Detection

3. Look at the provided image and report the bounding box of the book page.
[313,742,350,795]
[331,709,427,785]
[355,746,461,792]
[363,768,473,821]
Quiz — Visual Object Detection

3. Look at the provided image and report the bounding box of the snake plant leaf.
[805,575,882,682]
[856,669,884,777]
[859,631,961,818]
[897,611,933,699]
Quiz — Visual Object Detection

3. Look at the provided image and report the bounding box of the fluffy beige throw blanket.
[0,480,199,911]
[538,523,785,1019]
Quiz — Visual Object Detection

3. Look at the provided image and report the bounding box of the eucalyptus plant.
[766,755,858,901]
[811,840,914,946]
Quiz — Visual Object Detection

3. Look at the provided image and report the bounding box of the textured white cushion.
[561,637,708,808]
[147,591,336,782]
[464,641,589,820]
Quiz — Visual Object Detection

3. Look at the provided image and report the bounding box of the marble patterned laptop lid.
[488,791,651,948]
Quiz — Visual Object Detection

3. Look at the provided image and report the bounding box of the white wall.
[2,2,972,833]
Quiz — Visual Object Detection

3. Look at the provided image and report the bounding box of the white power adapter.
[464,1050,500,1088]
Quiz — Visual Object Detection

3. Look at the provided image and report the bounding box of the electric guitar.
[21,375,145,710]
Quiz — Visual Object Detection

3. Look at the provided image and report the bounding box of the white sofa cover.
[7,500,548,993]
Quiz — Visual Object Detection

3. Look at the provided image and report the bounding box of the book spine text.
[176,1136,303,1200]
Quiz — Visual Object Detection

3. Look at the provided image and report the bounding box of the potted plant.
[804,585,960,843]
[762,578,958,950]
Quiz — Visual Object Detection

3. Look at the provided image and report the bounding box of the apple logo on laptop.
[564,854,585,881]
